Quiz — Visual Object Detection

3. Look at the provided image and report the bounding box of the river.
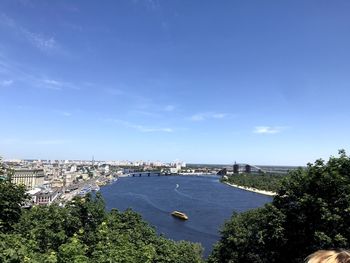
[100,175,272,257]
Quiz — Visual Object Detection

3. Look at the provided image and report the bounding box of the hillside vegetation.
[0,193,203,262]
[222,173,288,192]
[0,161,203,263]
[209,150,350,263]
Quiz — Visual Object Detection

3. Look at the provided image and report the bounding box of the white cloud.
[43,79,61,86]
[32,139,69,145]
[105,88,123,95]
[189,112,227,121]
[24,31,57,52]
[105,119,173,133]
[164,105,175,112]
[0,14,58,53]
[41,79,63,90]
[134,126,173,133]
[0,138,19,144]
[130,105,176,117]
[212,113,226,119]
[253,126,286,134]
[0,79,13,86]
[61,112,72,117]
[0,13,15,28]
[0,138,70,145]
[133,0,160,10]
[54,110,72,117]
[131,110,161,118]
[41,78,80,90]
[0,57,80,92]
[147,0,159,9]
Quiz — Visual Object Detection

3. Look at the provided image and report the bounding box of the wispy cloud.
[25,32,57,52]
[253,126,286,134]
[130,110,161,118]
[128,104,176,118]
[105,88,124,96]
[0,13,59,53]
[0,138,70,145]
[41,79,80,90]
[31,139,70,145]
[0,138,19,144]
[43,79,61,86]
[136,126,173,133]
[0,57,80,91]
[0,79,13,86]
[146,0,160,10]
[164,105,175,112]
[105,119,173,133]
[189,112,228,121]
[132,0,160,10]
[54,110,72,117]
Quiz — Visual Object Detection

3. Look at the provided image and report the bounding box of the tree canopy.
[0,157,28,233]
[0,189,203,263]
[209,150,350,263]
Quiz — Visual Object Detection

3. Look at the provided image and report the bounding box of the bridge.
[218,163,298,175]
[123,172,218,177]
[218,163,267,174]
[126,172,161,177]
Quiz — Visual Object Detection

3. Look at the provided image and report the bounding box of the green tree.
[209,150,350,263]
[0,180,28,232]
[0,157,4,176]
[15,204,80,253]
[66,192,106,254]
[57,235,89,263]
[92,209,203,263]
[0,233,37,263]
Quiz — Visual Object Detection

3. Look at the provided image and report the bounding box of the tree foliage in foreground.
[0,187,203,263]
[209,150,350,263]
[0,158,28,233]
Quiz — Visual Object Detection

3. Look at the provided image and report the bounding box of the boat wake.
[174,187,193,199]
[173,187,230,209]
[122,192,169,214]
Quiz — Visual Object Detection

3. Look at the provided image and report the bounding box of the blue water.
[100,175,272,257]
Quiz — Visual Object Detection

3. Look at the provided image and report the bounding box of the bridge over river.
[218,163,300,175]
[123,172,218,177]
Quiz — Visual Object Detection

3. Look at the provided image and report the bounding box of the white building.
[11,169,45,190]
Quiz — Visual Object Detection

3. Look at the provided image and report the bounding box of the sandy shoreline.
[224,182,277,196]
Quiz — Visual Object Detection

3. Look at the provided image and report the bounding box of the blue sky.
[1,0,350,165]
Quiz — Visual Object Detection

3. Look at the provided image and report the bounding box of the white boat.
[171,211,188,220]
[91,185,100,191]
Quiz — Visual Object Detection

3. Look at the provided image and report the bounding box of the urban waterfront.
[100,175,272,257]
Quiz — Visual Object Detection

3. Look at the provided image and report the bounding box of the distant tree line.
[222,173,288,192]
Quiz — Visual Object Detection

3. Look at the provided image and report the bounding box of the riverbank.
[224,182,277,196]
[59,177,116,202]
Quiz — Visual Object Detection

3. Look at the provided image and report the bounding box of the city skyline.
[1,1,350,165]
